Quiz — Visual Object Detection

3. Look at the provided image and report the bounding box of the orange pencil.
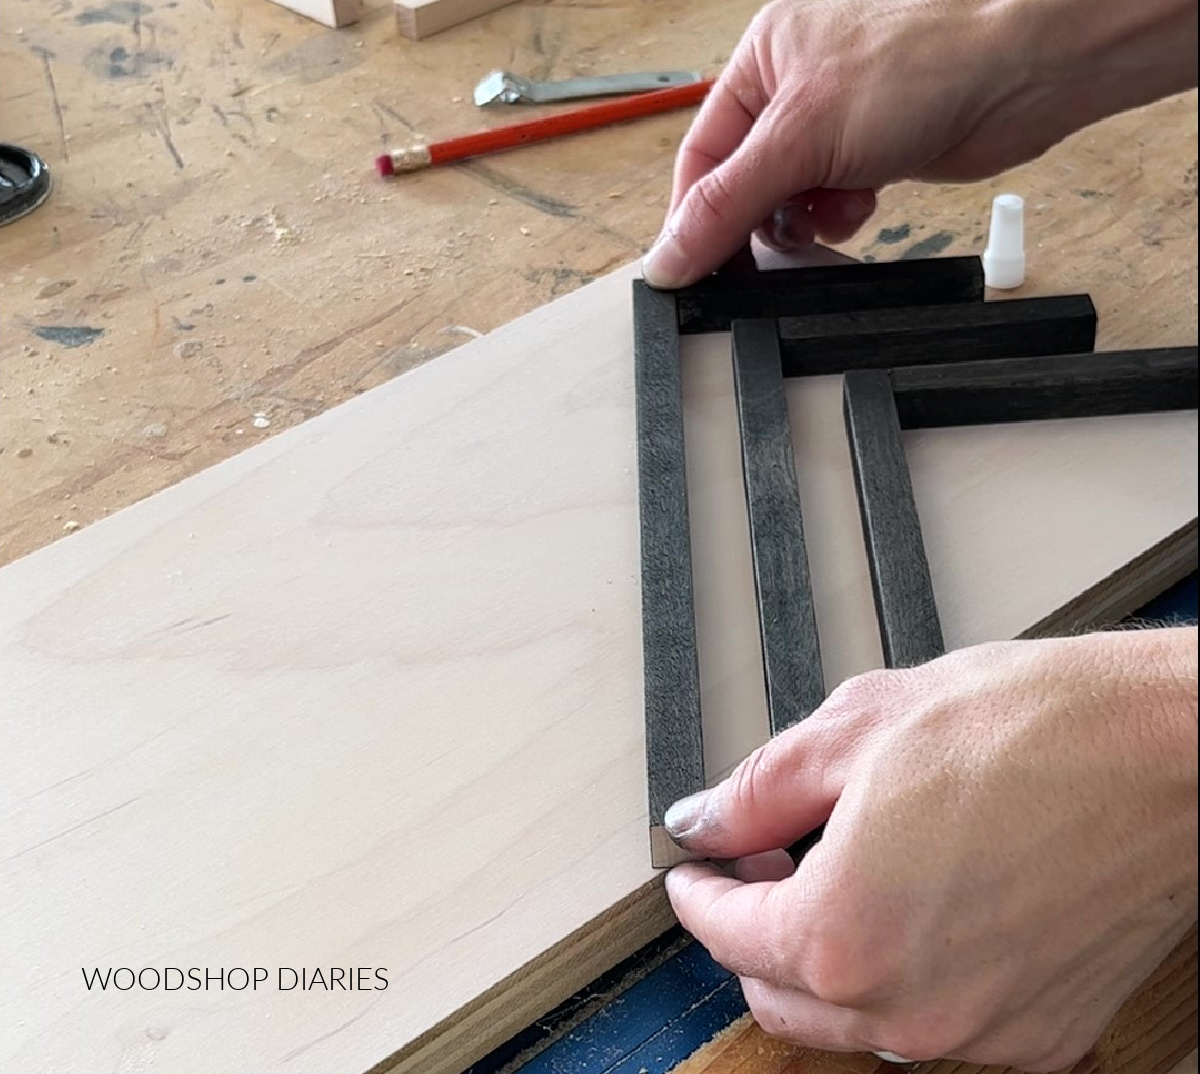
[375,79,714,177]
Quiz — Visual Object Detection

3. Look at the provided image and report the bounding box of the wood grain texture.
[0,266,1195,1074]
[672,1014,879,1074]
[4,0,1194,579]
[1025,521,1198,639]
[675,257,984,335]
[891,347,1199,428]
[731,319,824,735]
[266,0,362,28]
[633,281,706,863]
[1170,1052,1199,1074]
[3,0,751,569]
[778,296,1098,377]
[842,370,945,668]
[395,0,518,39]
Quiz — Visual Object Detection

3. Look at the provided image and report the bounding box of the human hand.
[643,0,1199,288]
[663,629,1199,1068]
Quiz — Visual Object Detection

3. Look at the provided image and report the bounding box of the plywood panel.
[1,263,1195,1074]
[395,0,518,39]
[266,0,363,28]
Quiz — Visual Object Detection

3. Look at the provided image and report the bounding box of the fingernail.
[773,206,815,250]
[642,233,692,290]
[664,789,711,839]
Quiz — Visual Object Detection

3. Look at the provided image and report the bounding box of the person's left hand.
[663,629,1199,1069]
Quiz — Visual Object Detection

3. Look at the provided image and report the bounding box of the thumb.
[663,718,863,860]
[644,103,816,289]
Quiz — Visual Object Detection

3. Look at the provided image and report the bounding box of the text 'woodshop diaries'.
[80,966,390,991]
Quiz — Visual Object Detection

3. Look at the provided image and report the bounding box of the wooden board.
[843,369,944,668]
[1,254,1196,1074]
[731,318,823,735]
[395,0,518,40]
[266,0,363,28]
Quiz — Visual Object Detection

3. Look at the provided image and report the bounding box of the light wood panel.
[1,252,1195,1074]
[395,0,517,39]
[267,0,363,28]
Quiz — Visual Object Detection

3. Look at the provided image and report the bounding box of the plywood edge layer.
[1021,518,1198,638]
[374,878,674,1074]
[651,825,697,868]
[267,0,363,28]
[395,0,517,40]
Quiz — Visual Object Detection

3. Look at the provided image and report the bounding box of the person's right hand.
[642,0,1199,289]
[663,628,1199,1068]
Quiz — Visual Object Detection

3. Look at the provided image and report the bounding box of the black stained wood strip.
[675,256,985,335]
[843,369,946,669]
[889,347,1199,429]
[632,280,705,865]
[778,294,1098,377]
[731,319,825,737]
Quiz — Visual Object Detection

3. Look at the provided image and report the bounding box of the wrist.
[996,0,1197,125]
[1111,626,1199,910]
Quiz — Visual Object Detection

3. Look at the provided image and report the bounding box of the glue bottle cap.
[982,193,1025,290]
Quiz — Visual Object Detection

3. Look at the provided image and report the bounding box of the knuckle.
[801,924,888,1008]
[871,1018,971,1064]
[726,743,779,814]
[686,168,742,231]
[725,751,755,805]
[822,667,899,714]
[747,2,782,39]
[958,638,1015,666]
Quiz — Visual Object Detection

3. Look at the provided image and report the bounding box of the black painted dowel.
[779,295,1097,378]
[890,347,1199,428]
[675,256,985,335]
[632,280,705,867]
[731,319,825,737]
[843,370,945,669]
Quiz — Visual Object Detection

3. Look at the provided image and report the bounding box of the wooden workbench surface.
[2,0,752,565]
[2,0,1196,1071]
[4,0,1197,570]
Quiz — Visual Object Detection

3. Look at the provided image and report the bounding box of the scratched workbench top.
[3,0,1196,569]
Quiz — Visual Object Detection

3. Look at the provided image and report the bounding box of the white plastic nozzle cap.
[982,193,1025,290]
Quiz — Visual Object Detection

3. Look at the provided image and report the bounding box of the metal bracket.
[473,69,703,106]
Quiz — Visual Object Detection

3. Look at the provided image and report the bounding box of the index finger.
[666,861,804,983]
[668,72,764,217]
